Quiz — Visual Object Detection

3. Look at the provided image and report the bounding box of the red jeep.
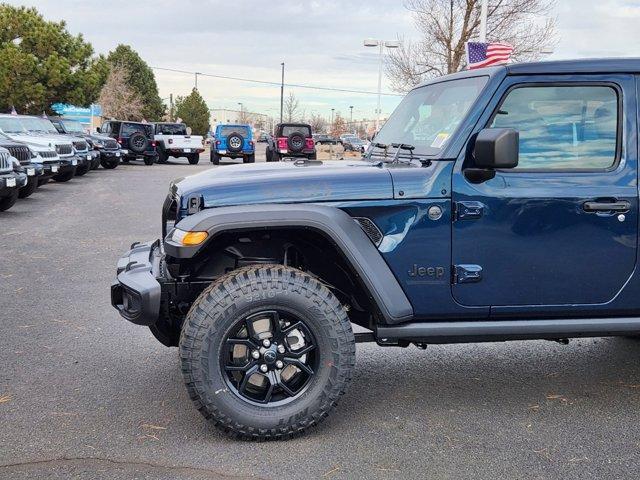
[265,123,316,162]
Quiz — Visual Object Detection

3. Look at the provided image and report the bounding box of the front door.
[452,75,638,311]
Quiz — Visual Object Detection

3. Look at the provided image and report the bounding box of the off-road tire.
[157,148,168,164]
[0,190,19,211]
[38,177,49,186]
[18,179,38,199]
[129,132,148,154]
[210,150,220,165]
[179,264,356,440]
[75,163,89,177]
[52,170,74,182]
[100,159,118,169]
[287,132,305,153]
[188,154,200,165]
[143,155,156,166]
[243,154,255,164]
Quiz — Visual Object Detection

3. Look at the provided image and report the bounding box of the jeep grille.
[6,145,31,163]
[0,151,11,172]
[55,144,73,156]
[104,139,118,149]
[354,217,383,247]
[39,150,58,159]
[73,140,88,152]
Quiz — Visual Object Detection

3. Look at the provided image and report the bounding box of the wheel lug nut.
[275,360,284,369]
[251,350,260,359]
[277,345,285,354]
[260,364,268,373]
[262,339,271,347]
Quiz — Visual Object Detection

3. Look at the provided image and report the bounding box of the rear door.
[451,74,638,313]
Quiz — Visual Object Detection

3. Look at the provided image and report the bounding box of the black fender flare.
[164,204,413,324]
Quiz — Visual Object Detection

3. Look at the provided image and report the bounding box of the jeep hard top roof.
[415,58,640,89]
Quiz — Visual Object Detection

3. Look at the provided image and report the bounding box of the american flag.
[466,42,514,69]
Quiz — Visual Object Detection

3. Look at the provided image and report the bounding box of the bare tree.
[330,113,347,138]
[387,0,557,92]
[284,92,300,122]
[98,63,144,120]
[309,113,328,133]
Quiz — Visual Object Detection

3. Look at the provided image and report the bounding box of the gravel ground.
[1,149,640,479]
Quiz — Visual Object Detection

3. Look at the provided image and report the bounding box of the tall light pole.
[479,0,488,42]
[349,105,354,133]
[331,108,335,130]
[280,62,285,124]
[194,72,201,89]
[364,39,400,132]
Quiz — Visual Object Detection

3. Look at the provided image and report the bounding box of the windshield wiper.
[366,142,429,166]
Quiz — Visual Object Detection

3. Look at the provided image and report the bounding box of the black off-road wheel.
[243,154,255,164]
[18,179,38,199]
[52,170,74,182]
[210,150,220,165]
[143,155,156,166]
[157,149,168,164]
[75,163,89,177]
[100,159,118,169]
[179,264,356,440]
[0,190,19,211]
[188,154,200,165]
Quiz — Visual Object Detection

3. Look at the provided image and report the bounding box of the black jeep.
[265,123,316,162]
[99,120,157,166]
[49,116,121,170]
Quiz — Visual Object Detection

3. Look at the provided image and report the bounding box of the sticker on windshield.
[430,133,449,149]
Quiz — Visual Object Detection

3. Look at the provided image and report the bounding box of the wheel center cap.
[263,349,277,364]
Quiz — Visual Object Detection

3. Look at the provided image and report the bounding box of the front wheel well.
[171,228,379,329]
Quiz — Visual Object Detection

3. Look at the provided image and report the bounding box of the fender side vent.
[354,217,383,247]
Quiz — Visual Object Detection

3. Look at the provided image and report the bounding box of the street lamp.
[349,106,354,133]
[363,38,400,132]
[331,108,335,130]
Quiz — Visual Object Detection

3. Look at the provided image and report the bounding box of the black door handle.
[583,200,630,212]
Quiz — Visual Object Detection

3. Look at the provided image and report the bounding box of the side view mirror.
[186,126,192,135]
[96,127,101,133]
[473,128,519,169]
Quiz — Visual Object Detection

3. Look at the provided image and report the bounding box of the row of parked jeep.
[0,115,204,212]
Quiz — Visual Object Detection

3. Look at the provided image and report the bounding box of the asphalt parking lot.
[2,148,640,479]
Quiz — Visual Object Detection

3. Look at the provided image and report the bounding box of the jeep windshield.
[0,117,26,133]
[20,117,59,134]
[156,123,188,135]
[373,76,488,157]
[57,119,85,133]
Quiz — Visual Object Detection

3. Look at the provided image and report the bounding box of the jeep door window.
[374,76,488,155]
[490,85,618,170]
[0,117,25,133]
[281,126,310,137]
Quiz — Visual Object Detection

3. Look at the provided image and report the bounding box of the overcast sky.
[5,0,640,120]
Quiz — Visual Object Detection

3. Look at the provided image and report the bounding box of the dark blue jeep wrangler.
[112,59,640,439]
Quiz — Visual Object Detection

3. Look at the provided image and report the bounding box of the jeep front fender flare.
[164,204,413,324]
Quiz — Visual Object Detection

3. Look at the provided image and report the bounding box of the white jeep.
[153,122,204,165]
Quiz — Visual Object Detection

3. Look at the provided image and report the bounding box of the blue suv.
[210,124,254,165]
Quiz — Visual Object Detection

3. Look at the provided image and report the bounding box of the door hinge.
[452,264,483,284]
[454,201,484,221]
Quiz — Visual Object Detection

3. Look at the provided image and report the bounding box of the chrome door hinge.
[452,264,483,284]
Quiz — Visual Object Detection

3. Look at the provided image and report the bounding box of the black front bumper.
[111,240,163,326]
[99,149,121,162]
[58,157,78,174]
[0,171,21,196]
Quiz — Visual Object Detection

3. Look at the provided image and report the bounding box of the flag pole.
[479,0,488,42]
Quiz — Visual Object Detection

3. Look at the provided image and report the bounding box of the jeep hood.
[6,132,72,147]
[173,160,394,208]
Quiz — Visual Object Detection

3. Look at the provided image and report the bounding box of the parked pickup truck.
[112,58,640,440]
[154,122,204,165]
